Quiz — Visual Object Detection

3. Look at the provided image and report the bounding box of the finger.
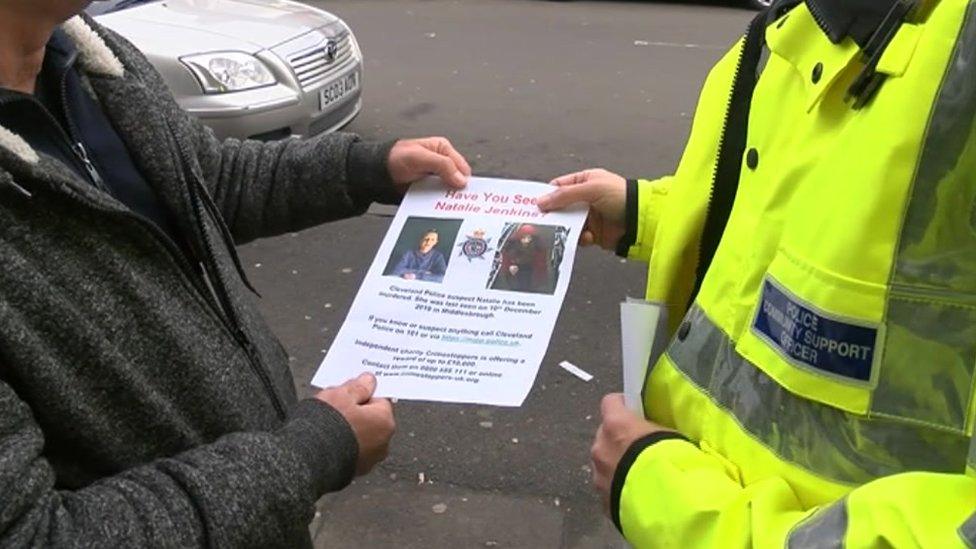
[358,372,377,393]
[579,230,595,246]
[434,138,473,178]
[549,170,593,187]
[580,215,597,241]
[536,182,605,212]
[344,373,377,404]
[600,393,626,418]
[415,148,467,189]
[591,426,604,459]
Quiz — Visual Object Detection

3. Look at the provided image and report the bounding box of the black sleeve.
[615,178,640,257]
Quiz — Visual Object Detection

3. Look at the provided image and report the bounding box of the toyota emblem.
[325,40,338,62]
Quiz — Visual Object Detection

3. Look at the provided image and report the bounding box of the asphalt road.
[238,1,752,547]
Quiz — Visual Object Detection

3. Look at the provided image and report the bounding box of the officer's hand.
[388,137,472,191]
[315,373,396,476]
[591,393,671,514]
[537,169,626,250]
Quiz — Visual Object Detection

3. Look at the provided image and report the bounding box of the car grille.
[287,33,355,90]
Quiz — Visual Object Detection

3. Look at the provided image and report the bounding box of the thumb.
[600,393,627,418]
[344,372,377,404]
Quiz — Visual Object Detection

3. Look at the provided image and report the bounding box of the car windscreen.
[85,0,162,16]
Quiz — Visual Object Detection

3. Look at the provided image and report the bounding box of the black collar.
[39,28,80,95]
[805,0,903,47]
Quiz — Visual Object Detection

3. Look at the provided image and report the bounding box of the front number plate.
[319,72,359,111]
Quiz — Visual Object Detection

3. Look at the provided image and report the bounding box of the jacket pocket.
[737,250,885,416]
[738,249,976,435]
[873,287,976,433]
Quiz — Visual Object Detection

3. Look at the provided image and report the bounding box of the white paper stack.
[620,298,669,412]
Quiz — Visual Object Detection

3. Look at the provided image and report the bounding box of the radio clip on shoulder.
[846,0,917,110]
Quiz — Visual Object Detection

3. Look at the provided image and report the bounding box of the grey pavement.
[237,1,752,547]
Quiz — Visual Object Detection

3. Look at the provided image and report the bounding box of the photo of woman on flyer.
[500,225,549,292]
[487,223,569,295]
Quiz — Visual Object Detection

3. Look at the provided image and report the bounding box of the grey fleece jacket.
[0,15,398,548]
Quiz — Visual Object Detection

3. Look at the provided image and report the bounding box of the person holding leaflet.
[0,0,471,545]
[539,1,976,546]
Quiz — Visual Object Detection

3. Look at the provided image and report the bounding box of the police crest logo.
[457,228,493,261]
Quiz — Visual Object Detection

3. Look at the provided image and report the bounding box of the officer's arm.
[614,438,976,548]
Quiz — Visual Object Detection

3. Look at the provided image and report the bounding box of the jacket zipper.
[192,174,261,296]
[164,119,287,420]
[56,56,113,193]
[805,0,834,38]
[191,184,288,420]
[689,23,752,308]
[71,141,105,189]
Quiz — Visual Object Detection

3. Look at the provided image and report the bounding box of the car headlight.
[181,52,276,94]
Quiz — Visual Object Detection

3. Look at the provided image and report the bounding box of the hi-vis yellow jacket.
[619,0,976,547]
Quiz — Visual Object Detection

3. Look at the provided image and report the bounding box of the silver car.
[88,0,364,140]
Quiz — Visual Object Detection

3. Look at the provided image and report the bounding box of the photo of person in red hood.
[499,224,550,293]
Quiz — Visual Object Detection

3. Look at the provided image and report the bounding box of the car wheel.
[746,0,773,9]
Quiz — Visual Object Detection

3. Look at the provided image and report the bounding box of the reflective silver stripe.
[666,305,968,485]
[969,433,976,471]
[876,0,976,431]
[960,512,976,548]
[787,499,848,549]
